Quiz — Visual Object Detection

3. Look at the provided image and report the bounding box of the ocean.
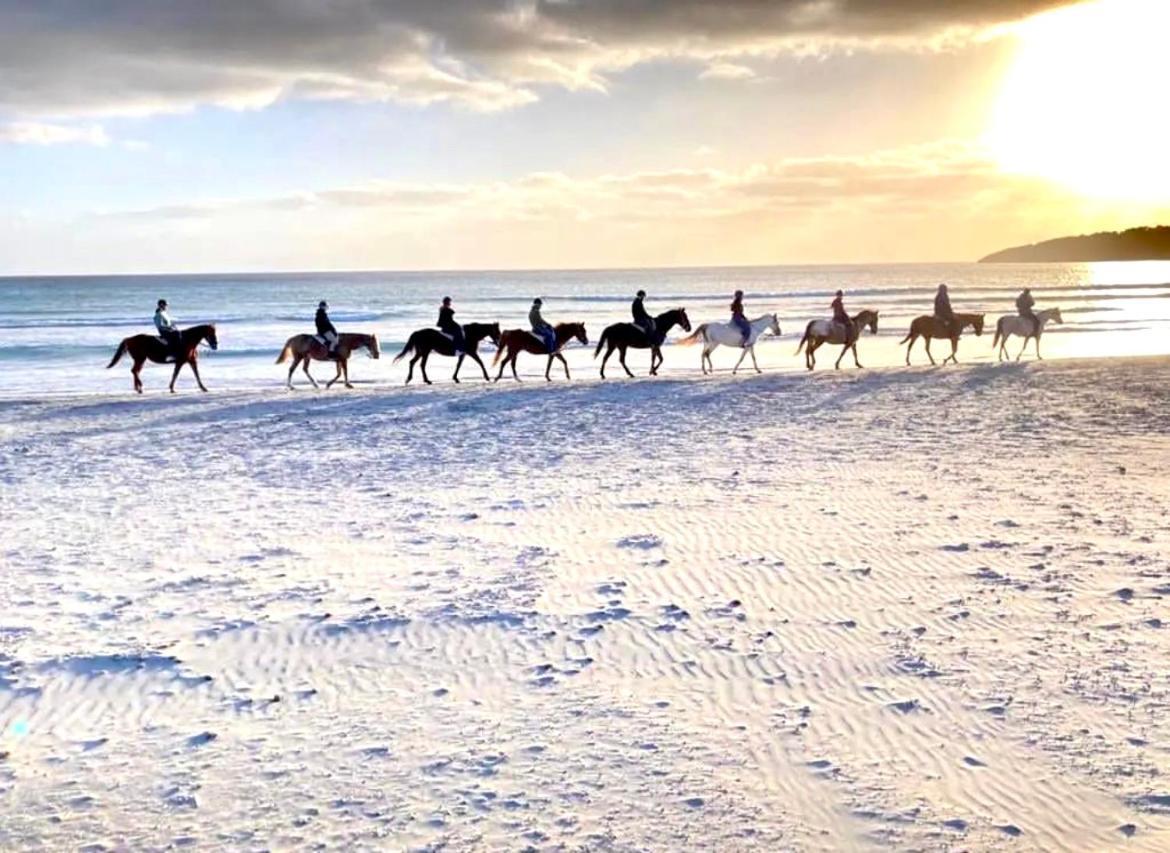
[1,261,1168,397]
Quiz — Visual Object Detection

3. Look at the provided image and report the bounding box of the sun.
[985,0,1170,202]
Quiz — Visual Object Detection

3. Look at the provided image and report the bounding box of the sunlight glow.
[986,0,1170,201]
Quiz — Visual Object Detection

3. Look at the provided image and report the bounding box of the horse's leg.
[132,357,145,393]
[925,337,936,366]
[343,359,353,389]
[169,360,183,393]
[700,345,709,375]
[326,358,342,389]
[189,358,209,392]
[651,346,662,376]
[558,353,570,380]
[406,353,419,384]
[1016,336,1029,362]
[732,346,749,375]
[618,345,633,378]
[469,353,490,382]
[287,355,299,389]
[750,346,761,374]
[1035,334,1043,360]
[545,355,553,381]
[600,344,613,379]
[303,359,319,389]
[452,353,464,383]
[511,353,520,382]
[420,353,432,385]
[853,341,863,369]
[905,334,915,366]
[948,337,959,365]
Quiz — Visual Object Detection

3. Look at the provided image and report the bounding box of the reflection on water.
[0,261,1168,396]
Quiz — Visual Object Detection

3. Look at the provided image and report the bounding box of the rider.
[934,283,956,338]
[315,300,339,356]
[437,296,465,355]
[529,298,557,353]
[632,289,657,344]
[730,290,751,347]
[153,299,182,356]
[831,289,855,344]
[1016,287,1039,337]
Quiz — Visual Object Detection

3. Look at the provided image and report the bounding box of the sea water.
[1,262,1168,397]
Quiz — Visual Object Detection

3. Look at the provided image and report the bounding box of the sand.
[2,356,1170,850]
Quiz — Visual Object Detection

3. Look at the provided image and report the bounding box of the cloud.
[699,62,756,81]
[0,121,109,146]
[0,1,1081,117]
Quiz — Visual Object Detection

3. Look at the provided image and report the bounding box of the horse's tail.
[992,318,1004,348]
[393,333,416,364]
[593,328,608,358]
[677,325,706,346]
[107,339,128,368]
[897,324,914,346]
[795,322,813,354]
[492,337,507,365]
[275,340,294,364]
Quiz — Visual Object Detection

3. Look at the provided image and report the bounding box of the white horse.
[678,313,781,375]
[992,307,1063,361]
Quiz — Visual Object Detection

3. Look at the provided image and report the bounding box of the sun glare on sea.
[985,0,1170,201]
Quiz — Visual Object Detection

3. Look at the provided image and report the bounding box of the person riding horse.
[315,300,339,356]
[437,296,465,355]
[934,283,956,338]
[1017,288,1039,337]
[831,290,855,344]
[632,290,657,345]
[529,298,557,353]
[153,299,182,356]
[730,290,751,346]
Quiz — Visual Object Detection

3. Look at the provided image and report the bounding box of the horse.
[677,313,781,375]
[991,307,1063,362]
[593,308,691,379]
[107,323,219,393]
[493,322,588,382]
[275,332,380,389]
[899,312,985,366]
[392,322,501,385]
[795,309,879,370]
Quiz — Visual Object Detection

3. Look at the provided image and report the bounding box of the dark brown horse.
[493,322,588,382]
[795,309,879,370]
[275,332,380,390]
[593,308,691,379]
[899,312,984,366]
[107,323,218,393]
[392,322,501,385]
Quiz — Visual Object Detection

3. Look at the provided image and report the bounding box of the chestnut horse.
[107,323,219,393]
[593,308,691,379]
[275,332,380,390]
[493,322,588,382]
[795,309,879,370]
[899,312,985,366]
[392,322,501,385]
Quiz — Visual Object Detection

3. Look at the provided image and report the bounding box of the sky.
[0,0,1166,274]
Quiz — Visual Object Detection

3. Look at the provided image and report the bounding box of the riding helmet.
[157,299,167,308]
[636,290,646,298]
[534,298,543,306]
[319,300,328,309]
[442,296,452,305]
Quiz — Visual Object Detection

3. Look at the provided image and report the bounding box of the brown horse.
[493,322,588,382]
[900,312,985,366]
[275,332,380,389]
[392,322,501,385]
[795,309,879,370]
[593,308,691,379]
[107,323,219,393]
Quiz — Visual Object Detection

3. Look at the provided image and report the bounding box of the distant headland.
[980,225,1170,263]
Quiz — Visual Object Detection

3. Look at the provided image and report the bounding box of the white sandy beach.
[2,356,1170,850]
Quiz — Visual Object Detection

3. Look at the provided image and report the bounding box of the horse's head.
[367,334,381,359]
[677,308,692,332]
[767,313,782,337]
[488,322,501,348]
[204,324,219,351]
[570,323,588,346]
[972,314,985,336]
[1050,307,1064,325]
[861,310,879,334]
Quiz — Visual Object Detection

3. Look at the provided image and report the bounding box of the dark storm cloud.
[0,0,1081,116]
